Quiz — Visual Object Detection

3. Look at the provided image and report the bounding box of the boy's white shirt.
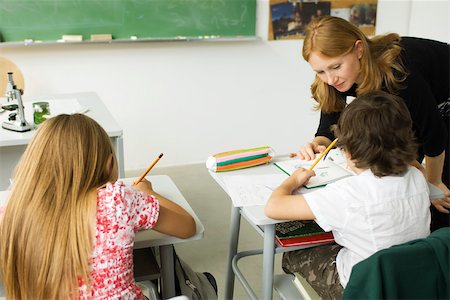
[303,166,431,287]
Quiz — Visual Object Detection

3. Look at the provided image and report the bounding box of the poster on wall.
[269,0,378,41]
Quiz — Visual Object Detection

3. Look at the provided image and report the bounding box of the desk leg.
[160,244,176,299]
[225,205,241,300]
[112,135,125,179]
[262,224,275,300]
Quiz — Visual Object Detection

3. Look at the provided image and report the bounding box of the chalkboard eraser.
[90,34,112,41]
[62,35,83,42]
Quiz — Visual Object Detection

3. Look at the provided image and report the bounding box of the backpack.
[173,248,218,300]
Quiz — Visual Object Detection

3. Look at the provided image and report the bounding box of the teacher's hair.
[0,114,118,299]
[303,16,408,113]
[332,91,417,177]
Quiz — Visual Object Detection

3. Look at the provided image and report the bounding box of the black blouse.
[315,37,449,157]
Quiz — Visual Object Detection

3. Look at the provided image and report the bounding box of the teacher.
[295,16,449,231]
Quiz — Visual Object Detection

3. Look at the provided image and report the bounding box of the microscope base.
[2,120,33,132]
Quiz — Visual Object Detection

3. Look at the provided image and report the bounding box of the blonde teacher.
[294,16,449,231]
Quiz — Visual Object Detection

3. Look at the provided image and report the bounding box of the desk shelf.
[133,248,161,282]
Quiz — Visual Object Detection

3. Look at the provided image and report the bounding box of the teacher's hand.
[431,182,450,213]
[290,141,327,160]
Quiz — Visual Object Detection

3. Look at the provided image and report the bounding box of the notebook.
[275,156,444,199]
[274,220,334,247]
[274,158,353,189]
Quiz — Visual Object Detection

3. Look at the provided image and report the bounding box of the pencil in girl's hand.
[309,139,338,170]
[133,153,164,185]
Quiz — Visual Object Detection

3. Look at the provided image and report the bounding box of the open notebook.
[275,158,354,189]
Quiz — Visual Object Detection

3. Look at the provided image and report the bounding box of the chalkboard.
[0,0,257,43]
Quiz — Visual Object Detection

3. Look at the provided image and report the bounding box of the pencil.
[133,153,164,185]
[308,139,338,170]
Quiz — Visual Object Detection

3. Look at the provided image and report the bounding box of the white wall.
[0,0,448,173]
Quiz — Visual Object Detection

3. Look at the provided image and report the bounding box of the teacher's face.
[308,43,362,92]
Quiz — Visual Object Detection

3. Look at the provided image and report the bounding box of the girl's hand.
[290,141,327,160]
[431,182,450,213]
[134,178,153,194]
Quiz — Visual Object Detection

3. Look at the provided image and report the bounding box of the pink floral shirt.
[79,181,160,299]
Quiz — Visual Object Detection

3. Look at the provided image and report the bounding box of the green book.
[275,220,326,239]
[274,220,334,247]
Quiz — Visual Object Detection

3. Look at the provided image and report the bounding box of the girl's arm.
[265,168,316,220]
[135,179,196,239]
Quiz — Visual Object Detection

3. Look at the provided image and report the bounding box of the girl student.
[293,16,449,231]
[0,113,196,299]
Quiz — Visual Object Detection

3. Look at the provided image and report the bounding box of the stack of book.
[275,220,334,247]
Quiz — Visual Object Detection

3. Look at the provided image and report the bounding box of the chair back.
[343,227,450,299]
[0,57,25,96]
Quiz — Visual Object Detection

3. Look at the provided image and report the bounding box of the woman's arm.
[135,179,196,239]
[265,168,316,220]
[291,109,340,160]
[425,151,450,213]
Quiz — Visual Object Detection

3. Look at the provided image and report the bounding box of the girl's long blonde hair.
[303,16,408,113]
[0,114,118,299]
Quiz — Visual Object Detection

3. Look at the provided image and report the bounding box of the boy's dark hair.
[332,91,417,177]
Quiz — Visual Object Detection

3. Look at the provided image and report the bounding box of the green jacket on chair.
[343,227,450,299]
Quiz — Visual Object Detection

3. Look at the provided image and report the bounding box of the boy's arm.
[265,168,316,220]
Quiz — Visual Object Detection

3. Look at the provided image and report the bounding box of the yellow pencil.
[133,153,164,185]
[309,139,338,170]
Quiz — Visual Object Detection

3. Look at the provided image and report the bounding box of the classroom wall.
[0,0,448,173]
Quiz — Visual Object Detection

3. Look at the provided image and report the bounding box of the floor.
[127,163,286,300]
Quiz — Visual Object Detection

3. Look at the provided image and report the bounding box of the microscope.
[1,72,32,132]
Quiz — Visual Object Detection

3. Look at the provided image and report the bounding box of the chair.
[0,57,24,96]
[342,227,450,299]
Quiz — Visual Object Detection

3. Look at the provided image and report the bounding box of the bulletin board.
[0,0,257,44]
[269,0,377,40]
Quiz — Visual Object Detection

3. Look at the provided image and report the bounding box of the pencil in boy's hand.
[133,153,164,186]
[309,139,338,170]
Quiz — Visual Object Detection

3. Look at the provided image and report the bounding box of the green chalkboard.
[0,0,256,43]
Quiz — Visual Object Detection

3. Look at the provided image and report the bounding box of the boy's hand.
[291,168,316,187]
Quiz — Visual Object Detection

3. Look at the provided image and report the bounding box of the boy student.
[265,91,431,299]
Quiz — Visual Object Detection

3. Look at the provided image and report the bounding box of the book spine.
[275,232,334,247]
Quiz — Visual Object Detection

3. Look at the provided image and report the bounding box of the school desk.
[209,159,444,300]
[0,92,124,190]
[0,175,205,299]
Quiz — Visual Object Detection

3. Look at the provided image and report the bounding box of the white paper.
[222,174,287,207]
